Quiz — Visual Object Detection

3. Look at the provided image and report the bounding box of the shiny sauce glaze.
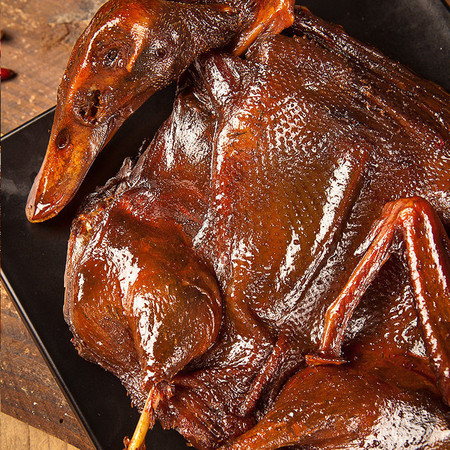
[64,8,449,449]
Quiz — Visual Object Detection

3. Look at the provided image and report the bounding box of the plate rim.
[1,107,100,449]
[1,266,100,449]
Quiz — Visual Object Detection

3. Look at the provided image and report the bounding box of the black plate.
[2,1,449,449]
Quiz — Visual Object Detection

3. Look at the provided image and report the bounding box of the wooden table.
[1,1,105,448]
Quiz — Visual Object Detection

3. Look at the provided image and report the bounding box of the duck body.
[65,9,450,449]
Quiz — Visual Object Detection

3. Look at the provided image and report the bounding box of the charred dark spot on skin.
[77,89,102,125]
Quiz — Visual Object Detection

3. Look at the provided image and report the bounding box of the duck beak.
[25,58,155,223]
[25,0,154,223]
[26,113,112,222]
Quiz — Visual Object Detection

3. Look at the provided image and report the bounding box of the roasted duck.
[25,0,294,222]
[62,7,450,449]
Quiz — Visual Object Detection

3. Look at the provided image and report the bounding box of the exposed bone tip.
[125,387,161,450]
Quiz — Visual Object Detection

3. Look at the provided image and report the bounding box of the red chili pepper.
[1,68,16,81]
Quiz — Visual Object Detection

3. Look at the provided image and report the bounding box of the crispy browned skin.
[25,0,294,222]
[64,8,450,449]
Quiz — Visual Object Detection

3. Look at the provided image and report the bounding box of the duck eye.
[155,47,167,58]
[104,48,119,65]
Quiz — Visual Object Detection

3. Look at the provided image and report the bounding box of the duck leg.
[306,197,450,405]
[220,364,450,449]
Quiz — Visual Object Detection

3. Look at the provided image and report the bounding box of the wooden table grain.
[1,1,105,448]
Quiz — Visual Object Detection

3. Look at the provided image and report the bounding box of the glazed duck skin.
[65,8,450,450]
[64,74,222,404]
[25,0,294,223]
